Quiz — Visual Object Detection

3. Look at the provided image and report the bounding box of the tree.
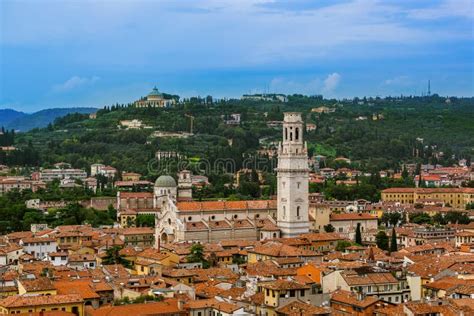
[381,213,390,227]
[376,231,389,251]
[335,240,352,251]
[324,224,335,233]
[187,243,207,266]
[102,246,132,268]
[355,223,362,245]
[136,214,155,227]
[409,212,432,224]
[390,228,398,253]
[389,212,401,227]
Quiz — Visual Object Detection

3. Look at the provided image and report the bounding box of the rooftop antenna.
[428,80,431,96]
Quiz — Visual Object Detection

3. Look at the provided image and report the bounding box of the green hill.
[6,95,474,177]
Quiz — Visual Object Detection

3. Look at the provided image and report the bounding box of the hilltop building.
[134,86,175,108]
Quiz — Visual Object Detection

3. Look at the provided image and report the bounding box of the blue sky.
[1,0,473,112]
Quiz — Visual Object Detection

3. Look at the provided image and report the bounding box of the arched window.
[290,132,293,141]
[283,206,286,218]
[285,128,288,140]
[295,127,299,140]
[297,206,300,217]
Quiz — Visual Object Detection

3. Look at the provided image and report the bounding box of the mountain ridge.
[1,107,97,131]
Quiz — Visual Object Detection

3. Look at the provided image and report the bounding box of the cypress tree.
[355,223,362,245]
[390,227,398,253]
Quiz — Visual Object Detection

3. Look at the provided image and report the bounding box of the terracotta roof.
[250,241,320,258]
[137,248,172,262]
[177,200,276,212]
[118,192,154,198]
[276,300,330,315]
[260,279,310,290]
[54,280,101,299]
[382,187,474,193]
[0,294,83,308]
[19,277,55,292]
[184,298,240,313]
[301,232,344,242]
[331,289,379,308]
[88,299,182,316]
[342,271,398,286]
[121,227,154,235]
[21,237,56,243]
[330,213,377,221]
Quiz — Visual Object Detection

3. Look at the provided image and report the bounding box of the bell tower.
[276,112,310,237]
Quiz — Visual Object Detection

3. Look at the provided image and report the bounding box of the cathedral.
[118,112,310,245]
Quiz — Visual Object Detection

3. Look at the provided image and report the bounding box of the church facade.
[117,112,311,245]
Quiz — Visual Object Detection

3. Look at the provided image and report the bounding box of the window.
[290,290,295,297]
[300,289,305,297]
[296,206,300,217]
[295,128,299,140]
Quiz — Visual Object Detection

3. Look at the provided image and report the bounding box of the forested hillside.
[3,94,473,178]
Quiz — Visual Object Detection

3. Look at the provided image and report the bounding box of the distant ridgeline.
[0,107,97,132]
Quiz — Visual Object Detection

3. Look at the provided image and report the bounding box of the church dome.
[148,86,162,97]
[155,175,176,187]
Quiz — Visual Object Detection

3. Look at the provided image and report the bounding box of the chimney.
[157,236,161,252]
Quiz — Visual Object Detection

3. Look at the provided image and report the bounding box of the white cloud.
[268,77,322,95]
[322,73,341,93]
[52,76,100,93]
[384,76,411,86]
[406,0,473,20]
[267,73,341,95]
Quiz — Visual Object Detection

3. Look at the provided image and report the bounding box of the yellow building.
[0,294,84,315]
[257,280,311,316]
[122,227,154,247]
[0,287,17,299]
[300,232,345,253]
[134,248,179,276]
[119,210,137,228]
[381,188,474,209]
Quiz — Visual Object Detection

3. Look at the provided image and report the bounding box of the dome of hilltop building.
[134,85,175,108]
[155,175,177,188]
[148,86,162,98]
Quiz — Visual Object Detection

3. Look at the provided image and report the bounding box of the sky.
[0,0,473,112]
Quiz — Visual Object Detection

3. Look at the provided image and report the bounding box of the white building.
[276,112,310,238]
[39,169,87,182]
[329,213,378,239]
[49,252,69,266]
[0,244,23,266]
[20,237,57,260]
